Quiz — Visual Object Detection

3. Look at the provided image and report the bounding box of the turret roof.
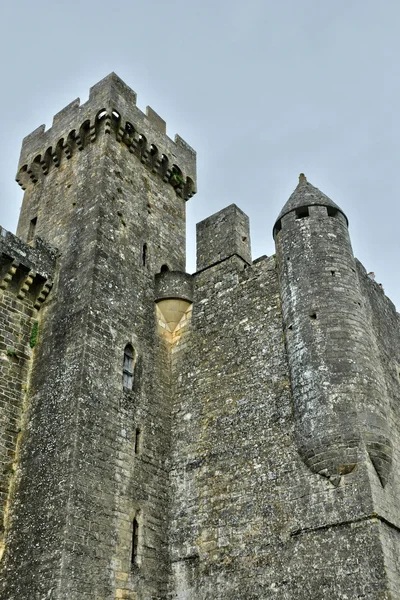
[275,174,348,225]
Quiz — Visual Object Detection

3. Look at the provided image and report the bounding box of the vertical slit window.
[142,243,147,267]
[123,344,134,390]
[131,517,139,567]
[28,217,37,243]
[135,428,141,455]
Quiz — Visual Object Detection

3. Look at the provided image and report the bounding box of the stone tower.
[0,73,196,599]
[0,76,399,600]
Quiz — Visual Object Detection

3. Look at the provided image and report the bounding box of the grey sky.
[1,0,399,308]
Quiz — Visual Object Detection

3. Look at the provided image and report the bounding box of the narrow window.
[28,217,37,243]
[123,344,134,390]
[295,206,309,219]
[135,428,141,454]
[131,517,139,567]
[160,264,169,273]
[142,244,147,267]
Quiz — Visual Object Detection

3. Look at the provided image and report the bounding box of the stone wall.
[168,244,394,598]
[167,198,400,599]
[0,229,55,566]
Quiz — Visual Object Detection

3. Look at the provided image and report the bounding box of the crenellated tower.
[0,73,196,600]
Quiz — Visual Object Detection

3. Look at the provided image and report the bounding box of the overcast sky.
[1,0,399,308]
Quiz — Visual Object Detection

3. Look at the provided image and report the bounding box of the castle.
[0,73,399,599]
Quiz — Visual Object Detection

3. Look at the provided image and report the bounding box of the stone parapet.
[16,73,196,201]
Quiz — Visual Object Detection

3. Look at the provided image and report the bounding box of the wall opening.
[131,517,139,568]
[123,122,135,146]
[295,206,309,219]
[327,206,339,218]
[52,138,64,167]
[137,134,147,161]
[160,264,169,273]
[28,217,37,243]
[149,144,158,171]
[309,312,317,320]
[159,154,169,179]
[273,220,282,237]
[78,121,90,149]
[135,428,141,454]
[66,130,76,158]
[123,344,134,390]
[142,244,147,267]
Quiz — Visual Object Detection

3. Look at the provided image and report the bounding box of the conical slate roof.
[275,174,348,225]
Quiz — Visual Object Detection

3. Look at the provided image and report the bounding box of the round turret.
[273,174,348,238]
[274,175,392,487]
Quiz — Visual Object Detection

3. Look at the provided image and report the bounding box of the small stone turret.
[155,270,193,337]
[274,175,392,486]
[196,204,251,271]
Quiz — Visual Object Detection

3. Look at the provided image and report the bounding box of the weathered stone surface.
[0,79,399,600]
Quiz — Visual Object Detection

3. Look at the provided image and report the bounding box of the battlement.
[16,73,196,200]
[0,227,56,307]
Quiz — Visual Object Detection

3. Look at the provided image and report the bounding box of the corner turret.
[274,175,392,488]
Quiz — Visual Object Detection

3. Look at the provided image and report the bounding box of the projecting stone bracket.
[0,261,18,291]
[298,433,392,489]
[0,261,53,308]
[318,463,357,488]
[0,229,56,309]
[154,270,194,343]
[156,299,193,338]
[366,438,393,488]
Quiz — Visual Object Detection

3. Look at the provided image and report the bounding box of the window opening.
[125,122,134,134]
[131,517,139,567]
[142,244,147,267]
[160,264,169,273]
[327,206,338,218]
[273,220,282,237]
[295,206,309,219]
[135,428,141,454]
[28,217,37,243]
[123,344,134,390]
